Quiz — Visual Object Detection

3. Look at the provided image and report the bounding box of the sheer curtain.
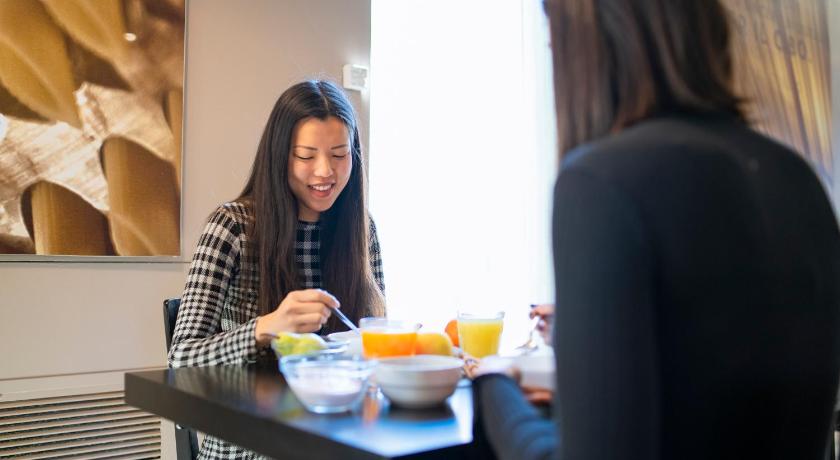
[369,0,556,349]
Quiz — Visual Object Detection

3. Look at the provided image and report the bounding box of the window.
[370,0,556,348]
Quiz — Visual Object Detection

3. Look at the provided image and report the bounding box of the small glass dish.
[279,354,376,414]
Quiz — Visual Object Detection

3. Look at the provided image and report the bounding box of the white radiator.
[0,391,161,459]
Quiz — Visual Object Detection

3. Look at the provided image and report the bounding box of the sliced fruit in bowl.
[270,332,328,358]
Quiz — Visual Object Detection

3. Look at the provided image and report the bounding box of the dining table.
[124,361,477,459]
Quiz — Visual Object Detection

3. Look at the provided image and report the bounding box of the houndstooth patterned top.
[168,201,384,459]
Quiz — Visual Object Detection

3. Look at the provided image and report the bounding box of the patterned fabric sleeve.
[369,217,385,294]
[168,207,259,368]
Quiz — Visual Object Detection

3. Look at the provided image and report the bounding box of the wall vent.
[0,391,161,459]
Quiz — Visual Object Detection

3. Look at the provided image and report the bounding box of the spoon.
[330,306,361,334]
[515,315,542,353]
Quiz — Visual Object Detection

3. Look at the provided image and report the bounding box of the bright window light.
[369,0,557,350]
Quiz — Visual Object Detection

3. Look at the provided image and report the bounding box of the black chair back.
[162,298,199,460]
[163,298,180,351]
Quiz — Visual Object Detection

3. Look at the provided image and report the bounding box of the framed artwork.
[726,0,833,185]
[0,0,185,257]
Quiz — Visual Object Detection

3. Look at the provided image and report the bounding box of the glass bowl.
[279,354,376,414]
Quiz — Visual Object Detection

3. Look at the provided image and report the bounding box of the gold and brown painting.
[0,0,184,256]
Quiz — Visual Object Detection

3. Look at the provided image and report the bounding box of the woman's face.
[288,116,353,222]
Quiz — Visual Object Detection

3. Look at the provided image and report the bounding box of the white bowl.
[375,355,463,408]
[515,350,555,390]
[326,331,363,356]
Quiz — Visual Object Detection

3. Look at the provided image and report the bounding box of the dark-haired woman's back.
[475,113,840,460]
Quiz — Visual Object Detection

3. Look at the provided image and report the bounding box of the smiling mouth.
[309,184,334,192]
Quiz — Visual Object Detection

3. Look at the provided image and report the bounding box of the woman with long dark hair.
[472,1,840,459]
[168,79,384,459]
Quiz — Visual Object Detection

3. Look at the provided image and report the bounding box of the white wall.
[0,0,370,456]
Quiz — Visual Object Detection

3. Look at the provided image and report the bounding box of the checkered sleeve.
[369,217,385,295]
[168,207,259,368]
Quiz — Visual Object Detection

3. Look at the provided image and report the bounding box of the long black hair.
[237,80,384,332]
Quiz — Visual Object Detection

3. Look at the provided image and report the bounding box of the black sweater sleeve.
[473,374,558,460]
[474,167,660,460]
[552,168,660,460]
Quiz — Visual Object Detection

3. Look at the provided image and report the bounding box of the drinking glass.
[457,311,505,358]
[359,317,421,359]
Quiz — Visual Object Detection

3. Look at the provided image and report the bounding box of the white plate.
[327,331,362,355]
[327,331,358,342]
[484,348,555,391]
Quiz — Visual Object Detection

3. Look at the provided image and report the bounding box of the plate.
[327,331,362,355]
[327,331,359,343]
[484,348,555,391]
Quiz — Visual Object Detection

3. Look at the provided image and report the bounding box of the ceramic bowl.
[375,355,463,408]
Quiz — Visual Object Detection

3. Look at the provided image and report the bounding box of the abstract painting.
[0,0,184,256]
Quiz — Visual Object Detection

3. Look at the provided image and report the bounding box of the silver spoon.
[515,315,542,353]
[330,306,361,334]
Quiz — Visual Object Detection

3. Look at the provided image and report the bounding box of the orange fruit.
[444,319,459,347]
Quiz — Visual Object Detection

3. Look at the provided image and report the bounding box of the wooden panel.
[726,0,833,182]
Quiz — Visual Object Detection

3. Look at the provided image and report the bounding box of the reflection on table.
[125,363,474,460]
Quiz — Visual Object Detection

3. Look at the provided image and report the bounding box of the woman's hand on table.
[255,289,338,345]
[466,355,518,381]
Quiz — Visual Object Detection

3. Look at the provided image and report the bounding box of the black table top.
[124,364,474,460]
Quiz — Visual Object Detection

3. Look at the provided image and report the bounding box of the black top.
[474,114,840,460]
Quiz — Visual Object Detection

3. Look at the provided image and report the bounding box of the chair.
[163,298,199,460]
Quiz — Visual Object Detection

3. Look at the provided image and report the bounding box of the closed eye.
[333,154,348,159]
[294,155,314,160]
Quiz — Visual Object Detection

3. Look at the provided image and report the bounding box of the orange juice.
[359,317,421,359]
[457,314,504,358]
[361,330,417,358]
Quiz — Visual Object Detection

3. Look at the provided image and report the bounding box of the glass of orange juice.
[457,311,505,358]
[359,318,421,359]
